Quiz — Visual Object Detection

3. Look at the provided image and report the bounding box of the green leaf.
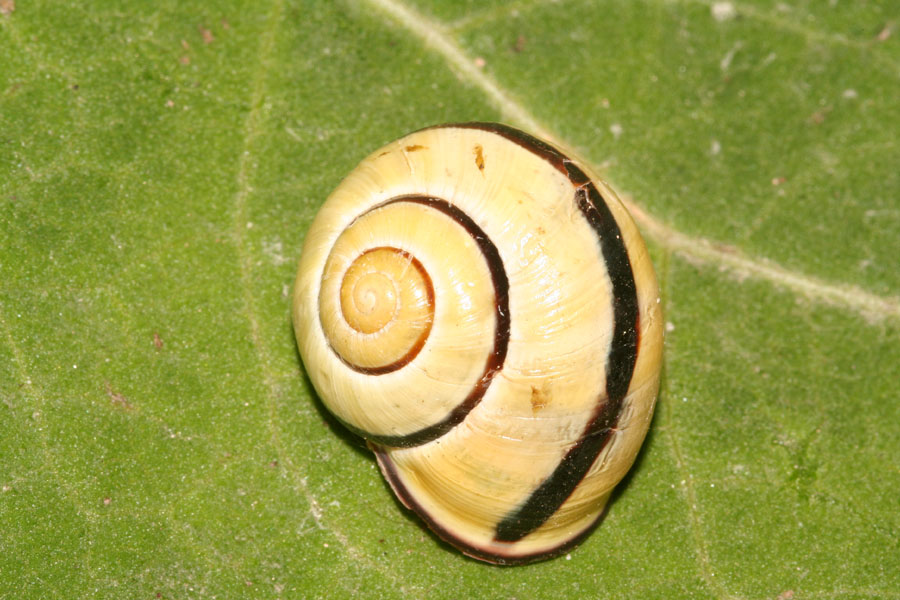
[1,0,898,598]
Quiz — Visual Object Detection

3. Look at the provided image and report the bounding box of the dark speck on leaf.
[514,34,526,53]
[105,382,133,410]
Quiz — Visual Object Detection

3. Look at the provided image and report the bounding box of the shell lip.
[371,444,609,566]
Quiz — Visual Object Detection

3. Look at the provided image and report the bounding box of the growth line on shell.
[364,0,900,322]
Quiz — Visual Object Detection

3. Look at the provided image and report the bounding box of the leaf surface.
[1,0,898,598]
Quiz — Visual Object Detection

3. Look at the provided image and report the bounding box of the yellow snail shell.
[292,123,663,564]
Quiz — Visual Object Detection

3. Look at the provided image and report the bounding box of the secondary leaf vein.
[229,0,414,589]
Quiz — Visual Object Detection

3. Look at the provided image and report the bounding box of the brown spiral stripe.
[327,194,511,449]
[376,123,641,559]
[372,442,610,565]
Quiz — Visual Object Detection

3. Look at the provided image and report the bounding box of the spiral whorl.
[322,246,434,374]
[303,194,507,447]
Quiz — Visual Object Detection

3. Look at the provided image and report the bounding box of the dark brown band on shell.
[334,246,435,375]
[434,123,640,543]
[372,444,607,566]
[330,195,510,449]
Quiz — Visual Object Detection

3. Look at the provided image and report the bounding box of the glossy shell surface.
[292,123,663,564]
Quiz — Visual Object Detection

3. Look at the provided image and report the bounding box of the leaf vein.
[660,389,742,599]
[229,1,415,590]
[0,303,98,524]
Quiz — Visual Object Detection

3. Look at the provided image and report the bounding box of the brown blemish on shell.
[404,144,426,152]
[474,144,485,172]
[530,385,549,415]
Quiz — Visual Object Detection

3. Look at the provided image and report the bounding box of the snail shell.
[292,123,663,564]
